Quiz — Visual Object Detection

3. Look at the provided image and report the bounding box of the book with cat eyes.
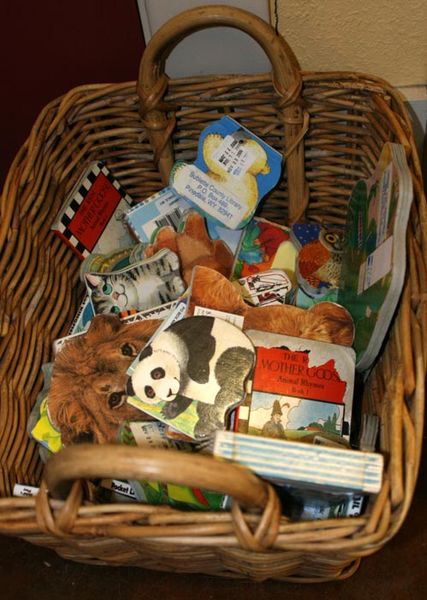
[52,161,135,260]
[84,248,186,318]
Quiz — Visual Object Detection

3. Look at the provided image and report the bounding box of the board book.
[290,223,344,308]
[274,484,366,521]
[169,116,283,229]
[234,391,348,443]
[126,315,255,440]
[241,329,356,441]
[51,161,134,259]
[232,217,297,283]
[120,421,226,510]
[338,142,413,370]
[214,430,383,494]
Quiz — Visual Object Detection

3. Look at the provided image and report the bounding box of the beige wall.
[270,0,427,86]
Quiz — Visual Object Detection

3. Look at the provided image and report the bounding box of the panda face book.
[126,316,256,440]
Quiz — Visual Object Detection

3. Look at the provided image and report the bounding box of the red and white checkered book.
[51,161,134,259]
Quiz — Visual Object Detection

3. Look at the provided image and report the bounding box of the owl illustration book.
[291,224,344,299]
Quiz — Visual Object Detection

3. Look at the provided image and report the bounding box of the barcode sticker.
[362,236,393,292]
[106,480,138,499]
[377,163,393,245]
[346,495,364,516]
[211,134,256,178]
[130,421,170,449]
[154,208,183,230]
[193,306,244,329]
[142,207,184,239]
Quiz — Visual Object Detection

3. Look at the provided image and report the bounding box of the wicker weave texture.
[0,5,426,583]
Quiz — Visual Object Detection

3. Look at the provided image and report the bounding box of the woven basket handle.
[40,445,282,549]
[137,5,306,222]
[43,444,271,509]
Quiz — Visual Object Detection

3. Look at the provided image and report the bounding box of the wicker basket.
[0,5,425,583]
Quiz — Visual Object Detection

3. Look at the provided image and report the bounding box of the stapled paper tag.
[13,484,39,497]
[237,269,294,306]
[193,305,244,328]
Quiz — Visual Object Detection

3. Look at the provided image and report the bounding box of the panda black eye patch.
[151,367,165,380]
[144,385,156,399]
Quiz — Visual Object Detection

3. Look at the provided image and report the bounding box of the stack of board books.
[213,430,383,495]
[38,130,411,523]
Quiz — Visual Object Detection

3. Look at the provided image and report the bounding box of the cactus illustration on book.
[338,143,413,370]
